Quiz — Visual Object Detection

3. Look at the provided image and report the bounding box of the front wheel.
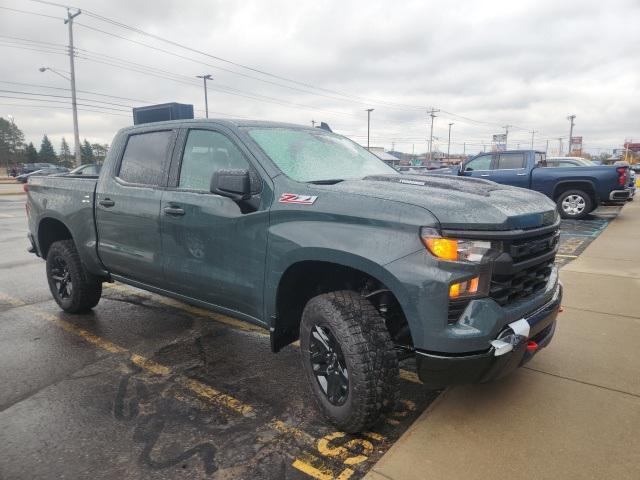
[46,240,102,313]
[557,189,593,219]
[300,290,398,433]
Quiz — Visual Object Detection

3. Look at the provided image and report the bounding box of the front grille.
[490,258,554,306]
[490,230,558,306]
[446,228,559,322]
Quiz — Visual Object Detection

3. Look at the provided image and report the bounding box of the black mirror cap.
[210,169,251,201]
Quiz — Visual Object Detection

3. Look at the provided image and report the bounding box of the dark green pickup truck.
[26,120,562,432]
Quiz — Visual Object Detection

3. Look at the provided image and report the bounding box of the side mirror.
[210,169,251,201]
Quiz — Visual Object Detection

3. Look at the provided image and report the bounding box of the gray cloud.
[0,0,638,156]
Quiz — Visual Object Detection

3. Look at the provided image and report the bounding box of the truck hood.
[330,174,558,231]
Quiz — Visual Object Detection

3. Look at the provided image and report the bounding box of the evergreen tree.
[25,142,39,163]
[39,134,57,164]
[81,139,94,164]
[59,137,72,167]
[0,117,25,172]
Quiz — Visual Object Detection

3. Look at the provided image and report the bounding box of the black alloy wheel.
[50,255,73,299]
[309,325,349,406]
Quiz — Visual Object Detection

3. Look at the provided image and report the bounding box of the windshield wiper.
[306,179,345,185]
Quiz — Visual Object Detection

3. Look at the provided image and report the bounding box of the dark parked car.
[17,167,69,183]
[20,163,58,175]
[26,120,562,432]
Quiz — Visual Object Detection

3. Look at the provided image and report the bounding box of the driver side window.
[465,154,492,171]
[179,130,249,191]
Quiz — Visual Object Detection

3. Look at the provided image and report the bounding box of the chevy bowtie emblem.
[279,193,318,205]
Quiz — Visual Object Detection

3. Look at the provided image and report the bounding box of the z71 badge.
[279,193,318,205]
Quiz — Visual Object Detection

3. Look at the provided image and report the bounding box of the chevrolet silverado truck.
[438,150,630,219]
[26,120,562,432]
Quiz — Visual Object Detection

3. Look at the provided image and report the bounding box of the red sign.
[624,143,640,153]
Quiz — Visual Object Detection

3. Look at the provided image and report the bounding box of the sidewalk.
[368,202,640,480]
[0,183,23,196]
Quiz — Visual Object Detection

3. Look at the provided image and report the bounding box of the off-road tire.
[300,290,399,433]
[556,189,593,219]
[46,240,102,313]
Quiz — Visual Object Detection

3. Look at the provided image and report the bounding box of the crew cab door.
[489,152,530,189]
[95,128,176,286]
[460,153,494,180]
[160,127,270,321]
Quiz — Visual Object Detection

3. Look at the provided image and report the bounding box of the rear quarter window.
[118,130,174,186]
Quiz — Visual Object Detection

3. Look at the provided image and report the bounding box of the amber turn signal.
[422,237,458,261]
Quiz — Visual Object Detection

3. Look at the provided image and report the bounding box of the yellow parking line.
[0,291,254,417]
[105,282,422,385]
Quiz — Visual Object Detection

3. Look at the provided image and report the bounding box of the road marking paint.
[317,432,373,465]
[398,369,420,384]
[292,453,354,480]
[0,291,254,417]
[105,282,419,384]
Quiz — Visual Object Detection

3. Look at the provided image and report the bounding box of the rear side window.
[496,153,526,169]
[179,130,250,191]
[118,131,173,185]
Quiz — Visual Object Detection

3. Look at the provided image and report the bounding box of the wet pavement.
[0,195,621,480]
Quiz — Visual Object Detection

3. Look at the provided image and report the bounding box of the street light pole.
[365,109,374,150]
[503,124,512,150]
[530,130,537,149]
[567,114,576,156]
[196,74,213,118]
[64,8,82,167]
[447,123,453,159]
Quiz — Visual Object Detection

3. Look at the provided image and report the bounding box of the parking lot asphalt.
[0,194,622,480]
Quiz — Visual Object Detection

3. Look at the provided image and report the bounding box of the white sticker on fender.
[279,193,318,205]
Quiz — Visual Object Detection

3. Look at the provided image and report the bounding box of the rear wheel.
[300,290,398,433]
[46,240,102,313]
[556,189,593,219]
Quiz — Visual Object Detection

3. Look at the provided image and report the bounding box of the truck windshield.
[246,127,397,182]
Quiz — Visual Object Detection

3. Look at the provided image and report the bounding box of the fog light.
[449,277,480,298]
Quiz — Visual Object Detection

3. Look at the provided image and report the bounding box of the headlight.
[420,227,499,300]
[420,227,498,263]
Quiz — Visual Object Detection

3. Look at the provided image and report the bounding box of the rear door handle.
[99,198,115,207]
[164,206,185,216]
[516,173,527,176]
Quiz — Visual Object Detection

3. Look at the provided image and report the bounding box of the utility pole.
[558,137,563,156]
[447,123,453,159]
[428,107,439,161]
[64,8,82,167]
[503,124,512,150]
[567,114,576,156]
[463,142,466,156]
[530,130,537,149]
[391,142,395,152]
[365,109,374,150]
[545,139,549,153]
[196,74,213,118]
[311,119,316,128]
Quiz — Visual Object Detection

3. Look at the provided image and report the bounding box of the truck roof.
[117,118,317,134]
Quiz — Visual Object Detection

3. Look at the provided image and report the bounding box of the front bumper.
[415,282,562,388]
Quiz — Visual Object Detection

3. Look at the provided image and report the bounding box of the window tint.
[496,153,526,169]
[465,155,492,171]
[179,130,250,191]
[118,131,173,185]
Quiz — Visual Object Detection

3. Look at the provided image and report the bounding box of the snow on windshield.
[247,127,397,182]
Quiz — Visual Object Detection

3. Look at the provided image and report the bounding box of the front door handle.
[99,198,115,207]
[480,174,490,177]
[164,206,185,216]
[516,173,527,176]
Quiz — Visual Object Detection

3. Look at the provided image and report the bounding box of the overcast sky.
[0,0,638,155]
